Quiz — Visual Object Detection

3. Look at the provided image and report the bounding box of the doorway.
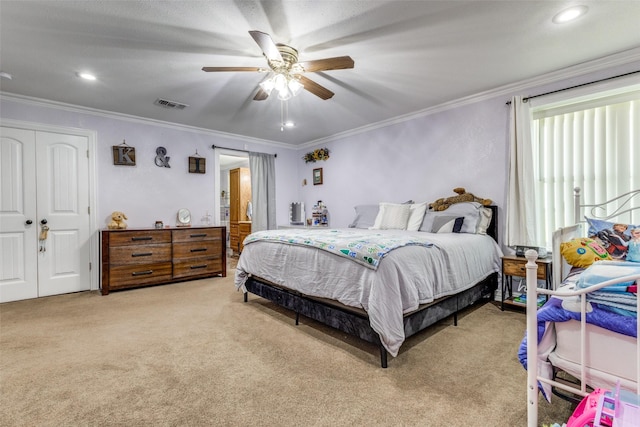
[0,124,97,303]
[218,153,249,269]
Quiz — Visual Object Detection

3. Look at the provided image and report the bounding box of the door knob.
[26,219,33,225]
[40,219,47,225]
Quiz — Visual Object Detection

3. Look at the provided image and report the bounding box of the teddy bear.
[108,211,128,229]
[429,187,492,211]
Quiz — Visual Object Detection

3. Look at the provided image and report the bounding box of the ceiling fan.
[202,31,354,101]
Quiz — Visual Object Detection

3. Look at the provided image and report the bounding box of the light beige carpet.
[0,274,574,426]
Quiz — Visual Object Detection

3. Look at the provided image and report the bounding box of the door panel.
[36,132,90,297]
[0,128,38,302]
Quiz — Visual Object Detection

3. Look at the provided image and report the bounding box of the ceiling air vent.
[154,98,189,110]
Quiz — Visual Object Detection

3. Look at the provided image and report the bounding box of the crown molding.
[298,46,640,150]
[0,91,294,151]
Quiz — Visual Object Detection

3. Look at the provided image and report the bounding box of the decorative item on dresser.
[101,226,226,295]
[229,167,251,253]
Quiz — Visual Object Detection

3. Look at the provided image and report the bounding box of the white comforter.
[235,229,503,357]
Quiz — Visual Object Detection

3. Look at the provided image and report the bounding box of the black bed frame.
[242,206,499,368]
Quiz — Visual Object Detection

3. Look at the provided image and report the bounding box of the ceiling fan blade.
[298,56,354,73]
[249,30,283,63]
[299,75,334,100]
[202,66,263,72]
[253,88,270,101]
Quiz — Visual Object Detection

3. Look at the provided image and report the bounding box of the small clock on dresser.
[176,208,191,227]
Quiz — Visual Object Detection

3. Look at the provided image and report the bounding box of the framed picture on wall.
[313,168,323,185]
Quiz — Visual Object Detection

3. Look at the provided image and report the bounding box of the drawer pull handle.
[132,270,153,276]
[132,252,153,257]
[132,236,153,241]
[190,248,207,252]
[190,265,207,269]
[190,233,207,238]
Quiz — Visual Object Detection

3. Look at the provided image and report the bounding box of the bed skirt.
[243,272,498,367]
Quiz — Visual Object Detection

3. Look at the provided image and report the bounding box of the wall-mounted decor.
[112,140,136,166]
[303,147,330,163]
[155,146,171,168]
[189,150,206,174]
[313,168,323,185]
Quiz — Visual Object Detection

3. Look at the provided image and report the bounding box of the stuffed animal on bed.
[429,187,492,211]
[560,237,611,268]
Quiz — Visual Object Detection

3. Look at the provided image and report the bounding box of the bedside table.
[501,255,552,311]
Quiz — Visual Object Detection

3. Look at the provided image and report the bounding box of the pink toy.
[566,382,640,427]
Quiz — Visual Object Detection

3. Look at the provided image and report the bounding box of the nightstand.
[501,255,552,311]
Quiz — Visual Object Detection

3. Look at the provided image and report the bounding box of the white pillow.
[419,202,485,233]
[406,202,428,231]
[476,207,493,234]
[370,203,411,230]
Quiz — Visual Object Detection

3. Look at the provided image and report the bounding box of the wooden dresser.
[101,226,226,295]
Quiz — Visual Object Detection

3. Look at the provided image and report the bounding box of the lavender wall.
[0,99,299,229]
[2,56,638,252]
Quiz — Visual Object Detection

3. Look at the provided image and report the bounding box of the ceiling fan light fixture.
[259,77,275,94]
[288,78,303,96]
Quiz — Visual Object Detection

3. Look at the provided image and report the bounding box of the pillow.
[431,216,464,233]
[560,237,611,268]
[348,205,379,229]
[476,207,493,235]
[585,217,638,260]
[370,203,411,230]
[419,202,484,233]
[406,202,428,231]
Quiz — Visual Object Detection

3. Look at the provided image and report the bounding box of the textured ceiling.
[1,1,639,146]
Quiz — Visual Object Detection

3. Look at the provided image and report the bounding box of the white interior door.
[0,127,91,302]
[0,127,38,301]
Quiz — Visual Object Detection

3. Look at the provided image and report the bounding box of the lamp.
[260,72,304,101]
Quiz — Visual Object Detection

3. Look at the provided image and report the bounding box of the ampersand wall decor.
[155,146,171,168]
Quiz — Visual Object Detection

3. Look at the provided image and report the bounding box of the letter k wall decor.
[112,140,136,166]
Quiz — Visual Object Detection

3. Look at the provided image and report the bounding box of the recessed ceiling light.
[284,121,295,127]
[76,72,96,81]
[552,5,588,23]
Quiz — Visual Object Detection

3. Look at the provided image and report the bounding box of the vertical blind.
[531,94,640,248]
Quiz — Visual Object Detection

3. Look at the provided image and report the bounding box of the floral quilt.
[243,229,434,270]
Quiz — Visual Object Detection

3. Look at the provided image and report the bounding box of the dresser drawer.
[173,241,223,261]
[503,259,547,280]
[172,228,223,243]
[108,230,171,246]
[173,258,224,279]
[109,262,173,286]
[109,244,171,265]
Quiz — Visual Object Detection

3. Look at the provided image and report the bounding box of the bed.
[234,202,502,367]
[520,188,640,426]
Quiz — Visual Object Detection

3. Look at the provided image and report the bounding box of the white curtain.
[249,152,276,232]
[506,96,538,246]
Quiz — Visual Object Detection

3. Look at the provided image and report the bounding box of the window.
[531,87,640,248]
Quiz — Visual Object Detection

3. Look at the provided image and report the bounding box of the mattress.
[235,228,503,357]
[550,319,637,391]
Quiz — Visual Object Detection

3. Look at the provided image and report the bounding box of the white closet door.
[35,131,90,297]
[0,127,91,302]
[0,127,38,301]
